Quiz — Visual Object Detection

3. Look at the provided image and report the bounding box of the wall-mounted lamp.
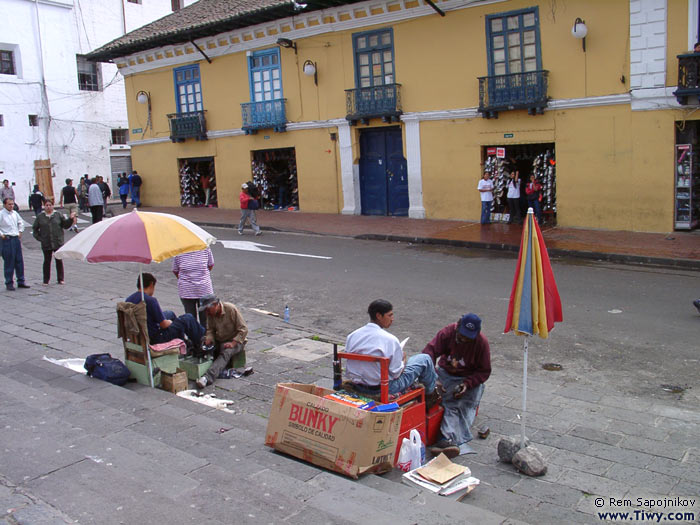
[276,38,297,54]
[136,90,151,135]
[303,60,317,86]
[571,17,587,52]
[136,90,150,105]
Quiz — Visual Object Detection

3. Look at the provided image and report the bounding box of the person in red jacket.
[422,313,490,458]
[525,174,543,224]
[237,183,261,236]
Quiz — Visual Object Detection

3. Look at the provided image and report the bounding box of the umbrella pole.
[521,335,529,448]
[139,265,155,389]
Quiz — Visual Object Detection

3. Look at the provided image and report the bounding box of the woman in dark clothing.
[32,198,76,284]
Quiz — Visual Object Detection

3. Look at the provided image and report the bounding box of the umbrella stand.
[521,335,529,448]
[138,264,155,389]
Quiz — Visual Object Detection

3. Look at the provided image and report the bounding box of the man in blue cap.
[422,313,491,458]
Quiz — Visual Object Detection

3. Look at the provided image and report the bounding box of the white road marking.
[219,240,332,259]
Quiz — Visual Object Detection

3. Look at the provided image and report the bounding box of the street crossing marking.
[219,240,332,259]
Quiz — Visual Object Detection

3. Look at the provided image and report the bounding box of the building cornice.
[115,0,506,76]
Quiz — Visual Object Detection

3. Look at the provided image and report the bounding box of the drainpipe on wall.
[33,0,52,167]
[120,0,126,34]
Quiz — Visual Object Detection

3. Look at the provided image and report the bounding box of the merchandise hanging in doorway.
[482,143,556,226]
[250,147,298,210]
[179,157,217,207]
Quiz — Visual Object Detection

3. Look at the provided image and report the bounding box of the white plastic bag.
[397,429,423,472]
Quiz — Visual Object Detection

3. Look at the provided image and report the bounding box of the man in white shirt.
[477,172,494,225]
[345,299,438,403]
[0,198,30,291]
[87,178,104,224]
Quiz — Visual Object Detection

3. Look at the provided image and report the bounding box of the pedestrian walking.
[28,185,46,216]
[172,247,215,329]
[129,170,142,208]
[78,175,89,212]
[1,180,17,210]
[0,198,30,290]
[98,176,111,216]
[87,178,104,224]
[477,172,494,225]
[32,198,76,285]
[117,173,130,209]
[525,174,543,225]
[59,178,79,232]
[238,183,261,236]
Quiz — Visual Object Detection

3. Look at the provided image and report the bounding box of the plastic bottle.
[284,305,290,323]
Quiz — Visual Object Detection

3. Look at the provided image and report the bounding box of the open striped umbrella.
[504,208,562,446]
[55,209,216,388]
[55,209,215,264]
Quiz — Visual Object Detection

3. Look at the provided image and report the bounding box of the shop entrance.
[359,127,408,216]
[251,148,298,210]
[179,157,217,207]
[481,143,556,225]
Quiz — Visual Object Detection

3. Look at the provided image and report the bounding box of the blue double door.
[359,127,408,216]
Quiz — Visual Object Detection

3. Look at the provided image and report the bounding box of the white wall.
[0,0,195,206]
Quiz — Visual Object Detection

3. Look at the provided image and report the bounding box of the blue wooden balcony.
[167,111,207,142]
[674,54,700,105]
[478,70,549,119]
[241,99,287,134]
[345,84,402,125]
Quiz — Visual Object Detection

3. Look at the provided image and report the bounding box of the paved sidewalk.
[1,209,699,524]
[98,204,700,269]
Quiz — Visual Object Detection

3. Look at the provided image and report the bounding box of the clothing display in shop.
[251,148,298,210]
[179,161,217,207]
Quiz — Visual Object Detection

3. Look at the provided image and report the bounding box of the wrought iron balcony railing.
[167,111,207,142]
[241,99,287,134]
[345,83,402,125]
[478,70,549,119]
[674,53,700,105]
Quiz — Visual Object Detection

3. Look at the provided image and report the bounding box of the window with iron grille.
[352,28,395,88]
[0,115,4,126]
[0,50,15,75]
[111,129,128,145]
[486,8,541,76]
[172,0,183,11]
[28,115,38,126]
[127,0,141,4]
[77,55,101,91]
[248,49,282,102]
[173,64,203,113]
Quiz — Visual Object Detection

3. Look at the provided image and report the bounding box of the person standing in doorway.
[238,183,261,236]
[506,171,522,225]
[200,173,211,207]
[477,172,494,225]
[129,170,142,208]
[32,198,76,285]
[0,198,30,291]
[87,177,104,224]
[59,178,79,232]
[117,173,130,209]
[525,174,543,225]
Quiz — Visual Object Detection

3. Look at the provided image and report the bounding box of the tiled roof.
[87,0,363,62]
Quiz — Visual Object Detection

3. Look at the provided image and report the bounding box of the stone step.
[2,357,512,524]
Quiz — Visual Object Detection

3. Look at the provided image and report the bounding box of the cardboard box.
[161,368,188,393]
[265,383,402,479]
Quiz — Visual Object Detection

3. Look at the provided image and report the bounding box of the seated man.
[345,299,438,403]
[422,313,491,458]
[195,294,248,389]
[125,273,204,349]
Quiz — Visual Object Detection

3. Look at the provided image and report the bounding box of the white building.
[0,0,196,206]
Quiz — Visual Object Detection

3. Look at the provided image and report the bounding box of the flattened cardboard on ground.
[265,383,402,479]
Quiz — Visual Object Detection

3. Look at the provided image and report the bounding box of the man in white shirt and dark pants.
[0,198,30,291]
[477,172,494,224]
[345,299,439,404]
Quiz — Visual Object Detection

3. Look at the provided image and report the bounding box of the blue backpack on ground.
[84,353,131,386]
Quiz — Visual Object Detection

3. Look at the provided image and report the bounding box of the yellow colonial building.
[87,0,700,233]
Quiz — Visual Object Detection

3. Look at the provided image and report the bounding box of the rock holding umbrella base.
[498,436,547,477]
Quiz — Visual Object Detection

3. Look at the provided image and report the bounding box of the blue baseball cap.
[458,313,481,339]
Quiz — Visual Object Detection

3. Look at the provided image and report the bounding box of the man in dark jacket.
[28,185,46,216]
[32,198,76,284]
[422,313,491,458]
